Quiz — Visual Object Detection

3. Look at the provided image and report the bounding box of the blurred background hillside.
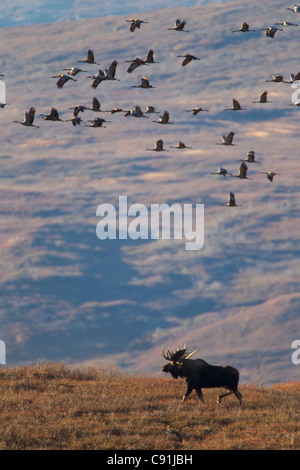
[0,0,299,384]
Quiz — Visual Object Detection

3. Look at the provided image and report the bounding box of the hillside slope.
[0,364,299,450]
[0,0,299,384]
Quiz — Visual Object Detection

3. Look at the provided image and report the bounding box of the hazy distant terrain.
[0,0,231,27]
[0,0,299,384]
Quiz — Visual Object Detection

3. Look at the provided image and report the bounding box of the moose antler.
[162,346,199,362]
[161,346,187,362]
[185,348,199,359]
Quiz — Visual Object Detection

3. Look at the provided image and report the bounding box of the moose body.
[162,348,242,405]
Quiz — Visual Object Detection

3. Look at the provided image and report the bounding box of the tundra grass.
[0,363,299,450]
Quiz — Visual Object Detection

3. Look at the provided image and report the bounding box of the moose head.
[161,346,199,378]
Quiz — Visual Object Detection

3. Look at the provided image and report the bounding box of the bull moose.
[161,346,242,405]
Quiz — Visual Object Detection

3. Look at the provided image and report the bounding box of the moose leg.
[196,388,204,403]
[182,383,194,402]
[217,390,233,403]
[218,387,243,405]
[234,388,243,405]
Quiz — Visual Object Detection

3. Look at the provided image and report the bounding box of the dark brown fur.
[162,357,242,404]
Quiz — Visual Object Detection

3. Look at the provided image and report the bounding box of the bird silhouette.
[85,117,108,128]
[63,67,88,76]
[286,5,300,13]
[146,139,167,151]
[144,105,158,113]
[64,106,85,126]
[52,74,77,88]
[65,116,83,126]
[265,74,290,83]
[153,110,173,124]
[210,167,232,177]
[230,162,251,179]
[88,97,101,112]
[232,22,256,32]
[224,99,247,111]
[132,76,155,89]
[169,141,192,149]
[239,151,261,164]
[87,60,119,88]
[104,107,124,114]
[125,57,149,73]
[253,91,272,103]
[39,107,63,121]
[261,26,283,37]
[186,107,208,114]
[69,105,87,115]
[221,192,242,207]
[260,171,281,182]
[77,49,100,65]
[14,107,39,127]
[126,19,148,32]
[177,53,200,66]
[216,131,236,145]
[145,49,159,64]
[123,105,148,118]
[167,19,189,31]
[274,21,298,26]
[289,71,300,82]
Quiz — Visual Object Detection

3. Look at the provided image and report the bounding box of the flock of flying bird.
[2,5,299,208]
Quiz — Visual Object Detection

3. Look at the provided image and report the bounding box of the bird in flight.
[261,26,283,37]
[239,151,261,164]
[126,19,148,32]
[230,162,252,179]
[265,74,290,83]
[39,107,63,121]
[253,91,272,103]
[77,49,100,65]
[153,110,173,124]
[85,117,108,128]
[216,131,236,145]
[260,171,281,182]
[186,107,208,114]
[210,167,232,177]
[146,139,167,152]
[125,57,149,73]
[63,67,88,76]
[274,21,298,26]
[87,60,119,88]
[52,74,77,88]
[14,107,39,127]
[167,19,189,32]
[123,105,148,118]
[169,141,192,149]
[232,22,256,32]
[177,53,200,66]
[221,192,242,207]
[132,76,155,89]
[224,99,247,111]
[286,5,300,13]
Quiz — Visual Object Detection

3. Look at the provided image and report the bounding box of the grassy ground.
[0,363,299,450]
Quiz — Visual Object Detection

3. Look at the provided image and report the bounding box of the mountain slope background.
[0,0,233,27]
[0,0,299,384]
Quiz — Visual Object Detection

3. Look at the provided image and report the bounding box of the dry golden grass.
[0,363,299,450]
